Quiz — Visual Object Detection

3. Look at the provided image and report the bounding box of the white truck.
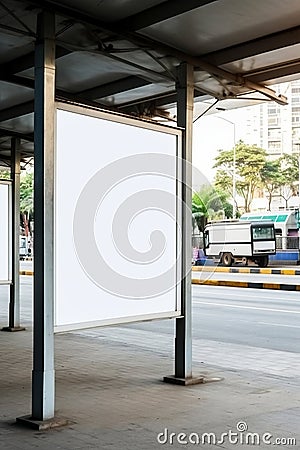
[203,220,276,267]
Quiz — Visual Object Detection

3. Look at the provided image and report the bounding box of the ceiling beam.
[115,0,219,31]
[202,25,300,66]
[0,45,70,77]
[244,60,300,84]
[77,76,152,100]
[119,88,206,113]
[0,101,34,122]
[0,128,34,141]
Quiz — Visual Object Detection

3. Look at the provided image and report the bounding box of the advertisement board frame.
[0,180,12,284]
[54,102,183,332]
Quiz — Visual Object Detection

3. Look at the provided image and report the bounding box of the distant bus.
[204,220,276,267]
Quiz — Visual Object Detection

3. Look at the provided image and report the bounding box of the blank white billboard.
[54,104,182,332]
[0,182,11,283]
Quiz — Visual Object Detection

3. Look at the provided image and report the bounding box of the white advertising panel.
[0,181,11,283]
[55,104,182,332]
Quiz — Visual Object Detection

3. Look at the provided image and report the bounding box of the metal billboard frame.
[0,180,12,285]
[54,101,183,332]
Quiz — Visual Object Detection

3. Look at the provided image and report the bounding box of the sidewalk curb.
[192,278,300,291]
[192,266,300,276]
[19,271,33,276]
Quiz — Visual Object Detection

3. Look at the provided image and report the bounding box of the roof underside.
[1,0,300,165]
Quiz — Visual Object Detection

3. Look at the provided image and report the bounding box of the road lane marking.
[193,300,300,314]
[192,287,298,301]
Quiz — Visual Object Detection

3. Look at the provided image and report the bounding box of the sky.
[192,107,251,185]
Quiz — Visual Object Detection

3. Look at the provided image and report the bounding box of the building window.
[268,116,280,126]
[292,106,300,124]
[268,141,281,154]
[268,128,281,139]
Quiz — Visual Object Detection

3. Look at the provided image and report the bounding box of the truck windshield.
[252,226,274,240]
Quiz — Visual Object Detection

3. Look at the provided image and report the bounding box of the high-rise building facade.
[242,81,300,210]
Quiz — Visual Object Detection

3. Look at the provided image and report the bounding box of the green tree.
[192,191,208,234]
[0,169,34,235]
[278,154,299,208]
[0,169,10,179]
[214,140,267,213]
[20,172,33,236]
[260,160,282,210]
[192,185,233,234]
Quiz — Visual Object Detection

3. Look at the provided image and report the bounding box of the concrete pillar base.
[16,415,71,430]
[163,375,222,386]
[1,326,25,332]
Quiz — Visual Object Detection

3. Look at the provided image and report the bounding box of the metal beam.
[1,74,35,90]
[0,128,34,142]
[0,45,70,78]
[0,101,34,122]
[244,60,300,84]
[202,25,300,66]
[115,0,219,31]
[77,76,152,101]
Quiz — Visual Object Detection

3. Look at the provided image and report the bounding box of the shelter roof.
[1,0,300,164]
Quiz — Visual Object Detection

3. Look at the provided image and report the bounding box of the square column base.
[1,326,25,332]
[16,415,71,430]
[163,375,223,386]
[163,375,204,386]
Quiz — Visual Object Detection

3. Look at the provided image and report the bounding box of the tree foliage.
[214,140,267,212]
[192,185,233,233]
[20,172,33,215]
[260,160,282,210]
[278,153,299,208]
[0,168,33,235]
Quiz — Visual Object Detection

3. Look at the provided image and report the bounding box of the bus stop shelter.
[1,0,300,427]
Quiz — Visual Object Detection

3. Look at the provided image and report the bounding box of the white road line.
[193,288,296,301]
[193,300,300,314]
[258,322,300,329]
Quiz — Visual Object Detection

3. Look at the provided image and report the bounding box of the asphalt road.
[118,285,300,353]
[1,279,300,377]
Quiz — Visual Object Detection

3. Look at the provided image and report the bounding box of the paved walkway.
[1,321,300,448]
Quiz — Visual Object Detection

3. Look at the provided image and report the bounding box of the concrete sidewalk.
[191,266,300,292]
[192,277,300,291]
[0,323,300,449]
[193,266,300,276]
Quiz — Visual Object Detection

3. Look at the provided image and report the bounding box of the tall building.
[242,81,300,210]
[259,81,300,159]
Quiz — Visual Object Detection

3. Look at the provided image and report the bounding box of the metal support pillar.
[17,11,62,428]
[164,63,203,385]
[2,138,25,332]
[32,9,55,422]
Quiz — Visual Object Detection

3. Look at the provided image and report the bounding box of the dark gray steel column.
[175,63,194,380]
[32,10,55,420]
[2,138,24,332]
[9,138,22,329]
[164,63,204,385]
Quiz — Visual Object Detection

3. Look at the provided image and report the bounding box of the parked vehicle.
[203,220,276,267]
[20,236,30,259]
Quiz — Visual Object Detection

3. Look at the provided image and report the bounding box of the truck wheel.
[222,252,233,267]
[257,256,268,267]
